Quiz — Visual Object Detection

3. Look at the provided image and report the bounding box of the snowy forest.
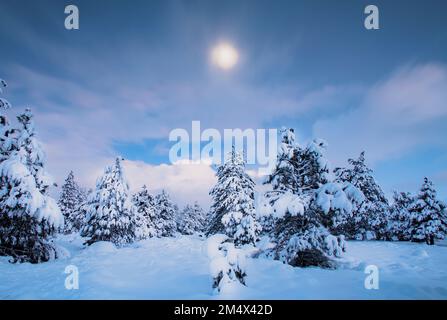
[1,77,447,299]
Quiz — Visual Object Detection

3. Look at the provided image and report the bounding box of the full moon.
[211,42,239,70]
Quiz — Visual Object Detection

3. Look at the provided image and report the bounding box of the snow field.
[1,235,446,299]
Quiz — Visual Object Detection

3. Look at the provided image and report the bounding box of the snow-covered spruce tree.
[264,130,331,194]
[388,191,413,241]
[260,135,362,268]
[173,203,180,229]
[0,89,63,263]
[0,79,11,111]
[81,158,136,246]
[295,139,331,193]
[58,171,86,233]
[409,178,447,245]
[178,201,207,235]
[193,201,208,233]
[208,234,247,294]
[221,210,261,247]
[177,204,193,235]
[290,139,365,236]
[260,128,299,234]
[0,79,16,162]
[208,148,261,246]
[132,185,157,239]
[154,190,177,237]
[264,128,299,193]
[334,151,390,240]
[71,187,91,231]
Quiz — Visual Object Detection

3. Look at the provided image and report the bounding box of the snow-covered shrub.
[207,234,247,294]
[278,226,346,268]
[58,171,87,233]
[208,148,261,244]
[81,158,136,246]
[269,203,348,268]
[83,240,117,255]
[409,177,447,245]
[0,99,63,263]
[154,190,177,237]
[133,185,157,239]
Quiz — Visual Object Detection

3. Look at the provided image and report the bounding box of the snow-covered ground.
[1,235,446,299]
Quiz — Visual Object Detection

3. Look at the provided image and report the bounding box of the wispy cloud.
[314,63,447,166]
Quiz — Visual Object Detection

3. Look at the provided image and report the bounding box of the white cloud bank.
[123,160,217,208]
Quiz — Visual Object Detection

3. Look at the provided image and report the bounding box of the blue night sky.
[0,0,446,205]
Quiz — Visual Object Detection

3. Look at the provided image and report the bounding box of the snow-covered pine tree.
[178,201,207,235]
[0,79,11,111]
[264,132,332,195]
[16,109,56,193]
[81,158,136,246]
[132,185,157,239]
[409,177,447,245]
[173,203,180,229]
[58,171,86,233]
[208,148,261,246]
[264,128,299,193]
[287,139,364,235]
[71,187,91,231]
[295,139,331,193]
[193,201,207,233]
[154,190,177,237]
[0,79,16,162]
[178,204,193,235]
[260,128,300,234]
[388,191,413,241]
[334,151,390,240]
[0,88,63,263]
[260,133,362,268]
